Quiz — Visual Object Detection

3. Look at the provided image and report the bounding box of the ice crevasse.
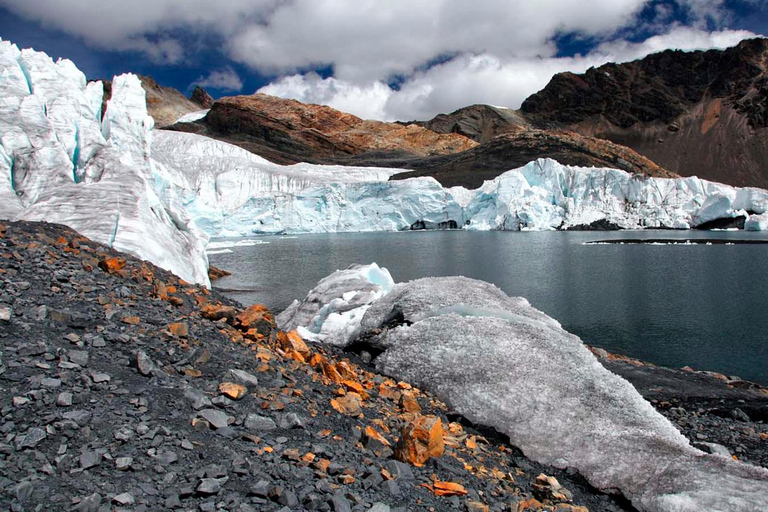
[279,264,768,512]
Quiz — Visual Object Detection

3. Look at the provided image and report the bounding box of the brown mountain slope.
[169,93,478,165]
[521,37,768,188]
[167,93,671,186]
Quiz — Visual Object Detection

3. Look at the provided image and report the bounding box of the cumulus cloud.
[2,0,762,118]
[192,67,243,92]
[259,27,759,121]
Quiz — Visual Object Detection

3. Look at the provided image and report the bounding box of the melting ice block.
[288,269,768,511]
[277,263,394,346]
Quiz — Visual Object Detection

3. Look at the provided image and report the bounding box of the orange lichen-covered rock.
[278,330,310,356]
[200,304,236,323]
[330,393,363,416]
[421,481,468,497]
[364,426,391,447]
[121,316,140,325]
[99,256,126,274]
[219,382,247,400]
[342,379,369,400]
[236,304,274,329]
[394,415,444,466]
[168,322,188,337]
[399,391,421,413]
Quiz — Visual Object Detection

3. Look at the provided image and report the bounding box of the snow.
[276,263,394,346]
[0,38,210,286]
[288,267,768,511]
[175,109,210,123]
[745,212,768,231]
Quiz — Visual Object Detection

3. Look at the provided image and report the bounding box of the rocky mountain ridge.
[521,37,768,188]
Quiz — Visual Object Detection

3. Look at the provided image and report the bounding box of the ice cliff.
[152,131,768,236]
[280,265,768,512]
[0,39,210,286]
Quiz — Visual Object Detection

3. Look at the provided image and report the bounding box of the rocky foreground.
[0,220,633,511]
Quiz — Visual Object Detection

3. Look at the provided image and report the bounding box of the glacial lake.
[208,230,768,384]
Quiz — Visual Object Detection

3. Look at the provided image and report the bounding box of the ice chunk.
[745,212,768,231]
[276,263,394,346]
[175,109,210,123]
[291,268,768,511]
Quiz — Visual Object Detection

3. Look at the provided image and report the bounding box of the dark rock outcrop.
[521,38,768,188]
[190,86,214,109]
[393,128,675,188]
[404,104,531,143]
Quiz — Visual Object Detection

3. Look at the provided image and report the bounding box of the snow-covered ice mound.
[0,38,210,286]
[287,268,768,511]
[277,263,394,346]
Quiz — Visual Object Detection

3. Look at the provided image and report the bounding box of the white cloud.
[2,1,762,119]
[192,67,243,92]
[258,27,759,121]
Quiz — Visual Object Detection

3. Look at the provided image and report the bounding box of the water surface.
[209,230,768,384]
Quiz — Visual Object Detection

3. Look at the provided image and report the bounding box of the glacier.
[281,266,768,512]
[0,38,210,286]
[4,37,768,290]
[151,130,768,236]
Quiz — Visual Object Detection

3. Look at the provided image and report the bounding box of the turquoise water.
[209,230,768,384]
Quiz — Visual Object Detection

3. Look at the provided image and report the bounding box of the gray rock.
[72,493,102,512]
[68,350,89,366]
[63,410,92,427]
[41,377,61,387]
[112,492,135,505]
[244,413,277,431]
[90,372,110,383]
[115,457,133,471]
[369,504,391,512]
[384,461,414,481]
[134,350,155,376]
[56,391,73,407]
[224,369,259,386]
[0,306,11,321]
[278,412,306,429]
[200,409,232,429]
[332,491,352,512]
[732,408,751,422]
[249,480,270,498]
[197,478,224,495]
[156,450,178,464]
[80,450,102,469]
[16,427,47,450]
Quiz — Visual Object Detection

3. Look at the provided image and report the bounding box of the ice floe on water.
[281,265,768,511]
[206,239,270,250]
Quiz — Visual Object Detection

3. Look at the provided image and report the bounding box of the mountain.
[521,37,768,189]
[169,93,478,166]
[169,94,671,188]
[404,104,531,143]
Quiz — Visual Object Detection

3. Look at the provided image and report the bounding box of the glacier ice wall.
[0,39,210,286]
[151,129,768,236]
[284,268,768,512]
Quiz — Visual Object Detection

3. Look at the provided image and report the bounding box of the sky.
[0,0,766,121]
